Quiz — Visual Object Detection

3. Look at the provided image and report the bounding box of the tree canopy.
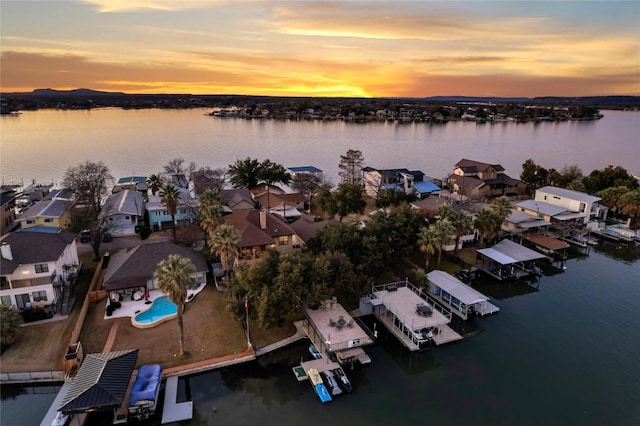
[63,160,114,217]
[316,183,365,222]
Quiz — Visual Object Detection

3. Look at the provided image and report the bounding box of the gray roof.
[477,239,545,265]
[0,230,76,275]
[16,199,72,221]
[102,242,208,291]
[516,200,573,217]
[536,186,601,203]
[59,349,138,414]
[101,190,144,217]
[427,270,489,305]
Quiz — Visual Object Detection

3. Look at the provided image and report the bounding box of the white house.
[99,190,145,236]
[533,186,604,225]
[0,230,79,310]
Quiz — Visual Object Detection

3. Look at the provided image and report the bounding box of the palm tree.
[451,210,473,255]
[160,183,180,242]
[199,189,225,239]
[209,224,240,275]
[417,226,438,271]
[432,219,455,268]
[154,254,196,356]
[146,174,163,196]
[434,204,454,222]
[474,208,502,247]
[490,196,512,222]
[1,304,23,347]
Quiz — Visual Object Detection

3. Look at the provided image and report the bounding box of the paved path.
[102,318,121,353]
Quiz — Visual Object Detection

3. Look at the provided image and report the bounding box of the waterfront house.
[102,241,207,303]
[99,190,145,237]
[502,208,551,234]
[447,159,526,200]
[533,186,604,225]
[362,167,427,198]
[21,181,54,202]
[147,187,198,231]
[43,188,75,202]
[0,230,78,311]
[16,197,74,232]
[224,210,303,258]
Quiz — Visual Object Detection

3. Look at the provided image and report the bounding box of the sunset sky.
[1,0,638,97]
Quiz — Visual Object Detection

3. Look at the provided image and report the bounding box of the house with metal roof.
[503,208,551,234]
[16,198,74,231]
[112,176,148,194]
[99,190,145,237]
[515,199,589,229]
[533,186,604,224]
[447,159,526,200]
[288,166,323,177]
[0,230,78,311]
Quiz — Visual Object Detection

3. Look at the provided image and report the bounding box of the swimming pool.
[131,296,178,329]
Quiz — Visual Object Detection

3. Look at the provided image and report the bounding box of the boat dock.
[303,299,374,367]
[426,270,499,320]
[361,280,462,351]
[161,375,193,424]
[476,239,546,281]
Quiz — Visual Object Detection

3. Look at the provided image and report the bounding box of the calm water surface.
[1,109,639,425]
[1,109,638,186]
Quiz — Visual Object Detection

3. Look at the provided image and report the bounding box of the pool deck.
[104,286,205,321]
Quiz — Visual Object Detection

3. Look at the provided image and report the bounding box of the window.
[44,218,54,223]
[15,293,30,309]
[0,276,9,290]
[26,219,36,224]
[32,291,47,302]
[278,235,290,246]
[0,295,11,306]
[34,264,49,273]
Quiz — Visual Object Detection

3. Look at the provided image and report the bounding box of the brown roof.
[524,234,570,251]
[289,214,333,242]
[225,210,296,249]
[102,241,208,291]
[1,230,76,275]
[455,158,505,173]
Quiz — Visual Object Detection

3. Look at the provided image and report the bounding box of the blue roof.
[117,176,147,184]
[288,166,322,173]
[413,180,441,194]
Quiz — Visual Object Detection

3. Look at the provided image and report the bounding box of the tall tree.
[209,224,240,275]
[432,219,455,268]
[199,189,225,237]
[417,226,438,271]
[520,159,547,195]
[474,208,502,247]
[163,157,196,190]
[154,254,196,356]
[146,174,163,196]
[338,149,364,185]
[290,172,323,213]
[63,160,114,217]
[228,157,262,188]
[322,183,366,222]
[490,196,512,222]
[451,210,473,255]
[160,183,180,243]
[258,159,291,210]
[0,304,23,347]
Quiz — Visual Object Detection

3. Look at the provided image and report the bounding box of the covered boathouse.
[303,298,374,367]
[426,270,499,320]
[57,349,138,424]
[476,238,546,281]
[360,280,462,351]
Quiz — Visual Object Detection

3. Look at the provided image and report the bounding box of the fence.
[68,257,105,347]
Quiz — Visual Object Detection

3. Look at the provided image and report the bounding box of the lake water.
[1,109,640,425]
[1,109,639,187]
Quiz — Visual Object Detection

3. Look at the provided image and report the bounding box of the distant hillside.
[29,88,126,96]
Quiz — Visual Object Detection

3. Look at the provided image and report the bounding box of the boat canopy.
[427,270,488,305]
[58,349,138,414]
[477,239,545,265]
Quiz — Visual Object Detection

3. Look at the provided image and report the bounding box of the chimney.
[1,242,13,261]
[259,210,267,229]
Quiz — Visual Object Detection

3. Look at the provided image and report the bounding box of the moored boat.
[308,368,332,403]
[128,364,163,420]
[333,368,353,393]
[321,369,343,396]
